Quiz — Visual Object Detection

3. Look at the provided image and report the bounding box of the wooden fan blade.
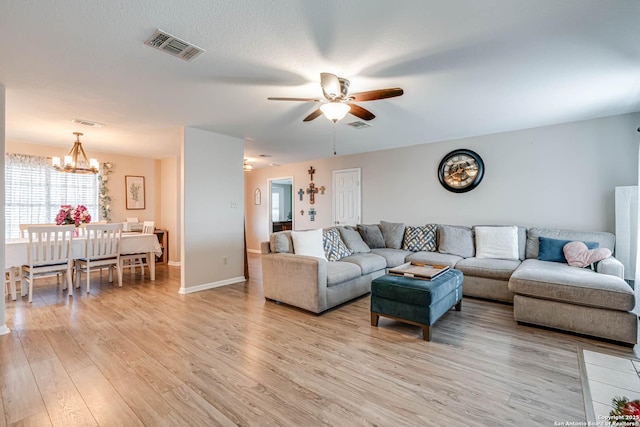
[303,108,323,122]
[320,72,341,99]
[348,103,376,121]
[350,88,404,102]
[268,97,322,102]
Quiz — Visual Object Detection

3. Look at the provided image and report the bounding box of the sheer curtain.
[5,153,99,238]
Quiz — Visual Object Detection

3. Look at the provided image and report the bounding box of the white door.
[332,168,361,226]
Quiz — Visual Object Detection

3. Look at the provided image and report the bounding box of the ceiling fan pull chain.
[332,125,337,156]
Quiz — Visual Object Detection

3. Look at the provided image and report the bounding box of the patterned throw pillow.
[402,224,437,252]
[323,228,353,261]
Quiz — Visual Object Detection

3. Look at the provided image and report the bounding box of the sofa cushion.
[291,229,327,260]
[379,221,405,249]
[455,257,521,281]
[508,259,635,311]
[474,225,527,260]
[369,248,413,268]
[341,253,387,275]
[326,261,362,287]
[357,224,386,249]
[537,236,598,263]
[402,224,437,252]
[405,251,463,268]
[322,228,352,262]
[474,226,519,260]
[270,231,293,254]
[526,227,615,259]
[339,226,371,253]
[563,241,612,268]
[438,225,475,258]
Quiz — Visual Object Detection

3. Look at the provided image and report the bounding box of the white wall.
[160,156,181,265]
[0,83,8,335]
[180,127,245,293]
[245,113,640,251]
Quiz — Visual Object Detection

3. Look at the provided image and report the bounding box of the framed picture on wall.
[125,175,145,210]
[254,188,261,205]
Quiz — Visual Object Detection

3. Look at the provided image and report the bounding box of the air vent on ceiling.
[71,118,105,128]
[346,121,371,129]
[144,29,205,62]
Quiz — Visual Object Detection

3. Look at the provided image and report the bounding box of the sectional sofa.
[260,222,637,345]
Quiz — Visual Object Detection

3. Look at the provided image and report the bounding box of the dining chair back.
[19,223,54,238]
[75,223,123,294]
[21,224,75,303]
[142,221,155,234]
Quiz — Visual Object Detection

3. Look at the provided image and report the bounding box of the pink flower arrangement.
[610,397,640,426]
[55,205,91,226]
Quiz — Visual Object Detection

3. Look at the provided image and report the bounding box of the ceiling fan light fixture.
[320,102,351,123]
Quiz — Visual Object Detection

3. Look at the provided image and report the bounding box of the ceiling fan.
[268,72,404,123]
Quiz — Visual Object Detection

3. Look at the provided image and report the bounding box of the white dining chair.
[21,225,75,303]
[75,223,123,294]
[20,223,42,238]
[120,221,155,277]
[5,268,17,301]
[19,223,66,287]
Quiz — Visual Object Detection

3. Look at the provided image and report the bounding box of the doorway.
[268,177,294,233]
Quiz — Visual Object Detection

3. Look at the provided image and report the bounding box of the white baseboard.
[178,276,246,294]
[247,248,261,254]
[0,324,10,336]
[167,261,181,267]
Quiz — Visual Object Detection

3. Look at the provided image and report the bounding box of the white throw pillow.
[291,229,327,260]
[475,226,519,260]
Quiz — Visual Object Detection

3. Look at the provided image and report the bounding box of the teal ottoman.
[370,269,464,341]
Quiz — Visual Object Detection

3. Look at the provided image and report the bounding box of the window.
[271,191,280,222]
[5,153,99,238]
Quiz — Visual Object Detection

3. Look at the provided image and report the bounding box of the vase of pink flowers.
[55,205,91,236]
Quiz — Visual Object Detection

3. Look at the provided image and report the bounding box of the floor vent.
[346,121,371,129]
[144,29,205,62]
[71,118,104,128]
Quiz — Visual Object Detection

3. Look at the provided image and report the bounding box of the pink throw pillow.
[563,241,611,268]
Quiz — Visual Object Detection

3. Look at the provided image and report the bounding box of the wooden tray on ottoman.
[388,262,450,281]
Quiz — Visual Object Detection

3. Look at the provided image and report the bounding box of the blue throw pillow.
[538,236,599,263]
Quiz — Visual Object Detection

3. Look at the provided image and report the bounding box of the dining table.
[5,232,163,300]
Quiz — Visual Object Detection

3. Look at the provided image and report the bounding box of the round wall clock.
[438,149,484,193]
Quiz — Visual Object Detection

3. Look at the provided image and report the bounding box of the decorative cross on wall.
[309,207,316,222]
[306,182,319,204]
[319,186,326,195]
[298,188,305,201]
[308,166,316,181]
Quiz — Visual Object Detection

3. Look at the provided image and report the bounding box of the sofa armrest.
[261,253,328,313]
[260,241,271,254]
[596,256,624,280]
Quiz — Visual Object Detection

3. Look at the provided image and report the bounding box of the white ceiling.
[1,1,639,168]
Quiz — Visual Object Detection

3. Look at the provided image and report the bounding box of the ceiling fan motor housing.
[338,78,350,98]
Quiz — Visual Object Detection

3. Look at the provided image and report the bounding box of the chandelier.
[52,132,99,174]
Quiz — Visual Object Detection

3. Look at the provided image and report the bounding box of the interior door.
[332,168,361,226]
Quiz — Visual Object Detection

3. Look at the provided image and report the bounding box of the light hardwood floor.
[2,254,638,426]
